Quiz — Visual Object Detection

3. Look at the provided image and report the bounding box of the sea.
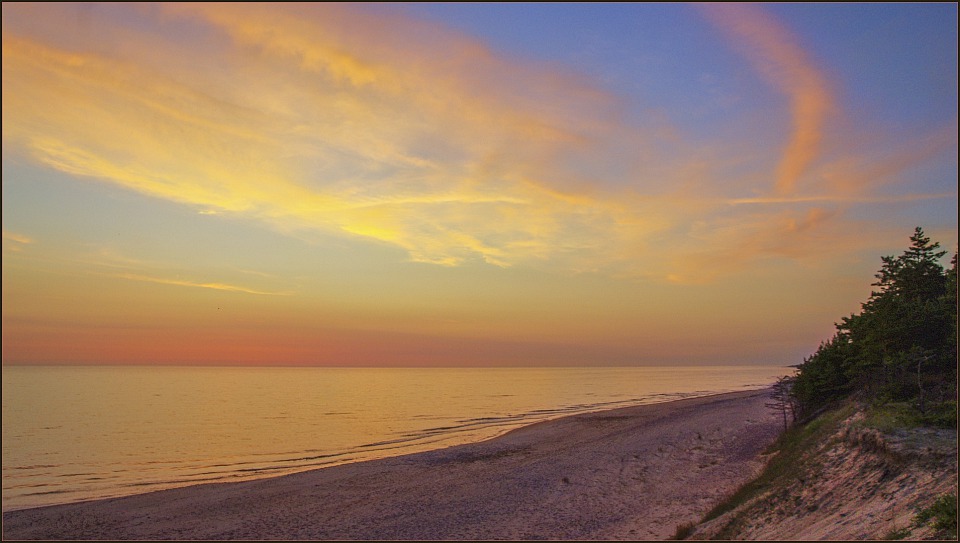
[1,365,791,512]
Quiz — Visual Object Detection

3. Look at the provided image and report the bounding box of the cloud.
[728,192,956,206]
[814,120,959,198]
[2,230,34,253]
[3,3,661,272]
[1,3,953,285]
[2,230,34,245]
[663,206,844,284]
[111,273,292,296]
[698,3,834,195]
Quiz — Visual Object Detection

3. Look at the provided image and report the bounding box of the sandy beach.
[2,388,781,540]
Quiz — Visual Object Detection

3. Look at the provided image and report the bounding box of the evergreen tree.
[791,228,957,426]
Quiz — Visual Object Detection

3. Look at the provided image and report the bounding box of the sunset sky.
[2,3,957,366]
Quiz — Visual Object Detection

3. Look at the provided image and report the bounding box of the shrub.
[914,494,958,539]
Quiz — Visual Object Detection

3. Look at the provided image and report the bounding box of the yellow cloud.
[2,5,666,275]
[2,230,34,254]
[2,230,34,245]
[112,273,292,296]
[2,3,951,287]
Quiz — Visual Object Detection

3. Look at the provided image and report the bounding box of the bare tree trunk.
[916,355,926,414]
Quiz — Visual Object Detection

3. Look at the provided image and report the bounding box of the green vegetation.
[880,493,958,540]
[882,526,912,540]
[861,400,958,432]
[791,227,958,428]
[914,493,958,539]
[690,405,853,539]
[677,230,958,541]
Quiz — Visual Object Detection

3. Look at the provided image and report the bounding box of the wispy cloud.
[1,3,662,272]
[814,121,959,198]
[112,273,292,296]
[728,192,957,205]
[2,230,34,253]
[2,230,34,245]
[1,3,953,285]
[698,3,834,196]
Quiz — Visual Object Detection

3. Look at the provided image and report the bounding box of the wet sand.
[2,388,781,540]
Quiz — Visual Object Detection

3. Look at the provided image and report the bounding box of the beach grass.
[690,403,854,539]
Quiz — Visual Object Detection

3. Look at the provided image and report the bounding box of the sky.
[2,2,957,367]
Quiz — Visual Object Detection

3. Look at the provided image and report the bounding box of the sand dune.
[2,389,781,540]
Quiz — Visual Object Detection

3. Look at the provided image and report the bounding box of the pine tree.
[791,228,957,426]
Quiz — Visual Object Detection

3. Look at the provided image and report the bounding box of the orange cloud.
[728,193,956,206]
[663,206,844,284]
[816,120,959,197]
[699,3,834,196]
[1,3,672,274]
[2,3,952,288]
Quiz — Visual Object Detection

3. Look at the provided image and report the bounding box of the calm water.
[2,365,790,511]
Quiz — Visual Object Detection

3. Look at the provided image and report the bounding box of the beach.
[2,388,781,540]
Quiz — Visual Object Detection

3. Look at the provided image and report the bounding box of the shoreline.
[1,386,770,514]
[2,388,781,540]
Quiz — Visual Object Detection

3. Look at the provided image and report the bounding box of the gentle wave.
[2,366,790,511]
[7,393,700,508]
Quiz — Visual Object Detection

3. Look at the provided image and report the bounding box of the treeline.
[790,227,958,427]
